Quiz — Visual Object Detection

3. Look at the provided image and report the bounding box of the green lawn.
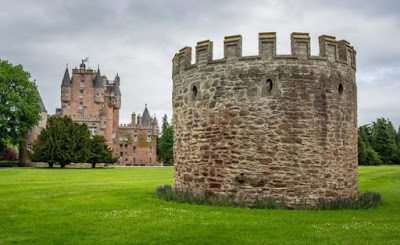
[0,166,399,244]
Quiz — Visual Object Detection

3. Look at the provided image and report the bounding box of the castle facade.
[55,60,158,165]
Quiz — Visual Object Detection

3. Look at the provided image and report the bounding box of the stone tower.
[172,33,357,207]
[57,60,121,151]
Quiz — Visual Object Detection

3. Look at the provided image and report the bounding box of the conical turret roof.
[112,74,121,95]
[93,67,103,87]
[141,105,151,126]
[61,67,71,86]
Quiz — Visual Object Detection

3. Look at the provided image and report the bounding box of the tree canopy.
[88,135,117,168]
[161,114,169,133]
[358,118,400,165]
[158,125,173,165]
[32,116,91,168]
[0,60,40,151]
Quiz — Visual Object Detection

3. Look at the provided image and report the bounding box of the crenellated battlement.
[172,30,358,208]
[172,32,356,75]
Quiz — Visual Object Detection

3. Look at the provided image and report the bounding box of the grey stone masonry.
[172,32,357,208]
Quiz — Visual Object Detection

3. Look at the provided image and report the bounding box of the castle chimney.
[137,114,141,126]
[132,112,136,126]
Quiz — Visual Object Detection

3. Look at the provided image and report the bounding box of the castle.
[56,60,158,165]
[22,60,158,166]
[172,32,358,207]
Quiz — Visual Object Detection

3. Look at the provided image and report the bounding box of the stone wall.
[172,33,358,208]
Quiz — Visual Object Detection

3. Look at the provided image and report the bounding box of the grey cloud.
[0,0,399,126]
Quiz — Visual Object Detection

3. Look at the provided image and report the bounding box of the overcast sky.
[0,0,399,127]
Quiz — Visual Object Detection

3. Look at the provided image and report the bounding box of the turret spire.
[61,66,71,86]
[93,66,103,87]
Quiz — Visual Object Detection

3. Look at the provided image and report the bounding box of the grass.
[0,166,399,244]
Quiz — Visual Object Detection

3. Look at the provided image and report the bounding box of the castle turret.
[141,104,151,127]
[172,32,358,208]
[94,67,104,103]
[100,107,106,130]
[112,74,121,109]
[61,66,71,103]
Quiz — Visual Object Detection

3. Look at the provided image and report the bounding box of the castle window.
[339,83,343,94]
[133,146,136,154]
[149,146,152,154]
[113,132,116,139]
[27,144,32,151]
[80,80,84,87]
[120,152,123,157]
[124,136,128,141]
[67,103,70,109]
[89,127,97,135]
[79,102,83,109]
[134,158,136,163]
[96,93,100,97]
[79,90,84,98]
[192,85,198,100]
[150,158,152,164]
[147,135,151,142]
[134,135,138,141]
[266,79,273,91]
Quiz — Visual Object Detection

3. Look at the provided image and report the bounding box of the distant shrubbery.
[316,192,382,210]
[155,185,382,210]
[1,147,17,161]
[358,118,400,165]
[0,161,18,167]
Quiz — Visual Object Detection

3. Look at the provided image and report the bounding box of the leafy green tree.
[161,114,169,133]
[88,135,117,168]
[158,125,173,165]
[365,147,383,165]
[32,116,91,168]
[371,118,398,164]
[0,60,40,152]
[396,126,400,146]
[359,125,372,148]
[358,134,367,165]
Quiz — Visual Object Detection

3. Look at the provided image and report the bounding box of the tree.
[0,60,40,152]
[365,147,383,166]
[358,134,367,165]
[32,116,91,168]
[359,125,372,148]
[161,114,169,133]
[158,125,173,165]
[88,135,117,168]
[371,118,398,164]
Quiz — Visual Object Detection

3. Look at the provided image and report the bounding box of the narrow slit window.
[339,84,343,94]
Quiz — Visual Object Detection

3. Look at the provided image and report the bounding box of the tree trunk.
[48,163,53,168]
[92,163,96,168]
[61,163,66,168]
